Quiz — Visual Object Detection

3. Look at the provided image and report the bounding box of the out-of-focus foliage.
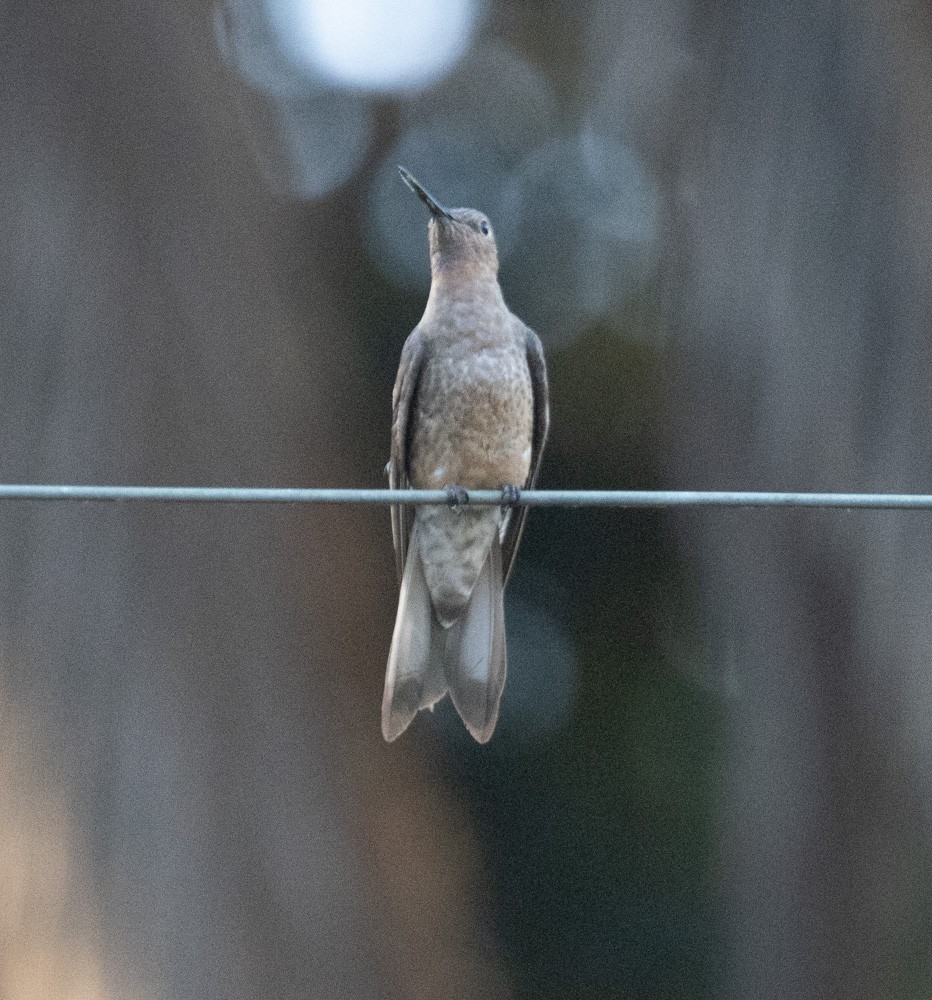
[2,1,932,998]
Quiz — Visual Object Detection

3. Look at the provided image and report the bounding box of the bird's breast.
[409,338,534,490]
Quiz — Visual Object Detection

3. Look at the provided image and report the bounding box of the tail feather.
[444,534,507,743]
[382,533,448,742]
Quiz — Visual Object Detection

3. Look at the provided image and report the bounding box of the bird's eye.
[480,221,490,236]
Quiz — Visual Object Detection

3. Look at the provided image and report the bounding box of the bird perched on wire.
[383,166,549,743]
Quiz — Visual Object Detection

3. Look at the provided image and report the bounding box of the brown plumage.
[383,167,549,743]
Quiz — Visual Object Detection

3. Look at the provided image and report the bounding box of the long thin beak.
[398,166,454,220]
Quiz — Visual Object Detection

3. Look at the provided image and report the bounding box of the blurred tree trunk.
[665,3,932,996]
[0,4,507,998]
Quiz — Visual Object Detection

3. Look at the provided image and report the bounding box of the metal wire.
[0,484,931,509]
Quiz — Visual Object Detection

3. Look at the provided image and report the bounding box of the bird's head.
[398,166,499,281]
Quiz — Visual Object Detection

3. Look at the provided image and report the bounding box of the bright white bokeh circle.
[268,0,477,93]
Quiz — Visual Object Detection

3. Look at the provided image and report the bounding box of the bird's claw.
[445,485,469,508]
[499,484,521,509]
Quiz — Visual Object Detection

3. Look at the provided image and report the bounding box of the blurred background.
[2,1,932,997]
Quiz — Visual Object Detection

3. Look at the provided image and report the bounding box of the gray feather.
[382,529,447,742]
[501,322,550,584]
[388,330,426,583]
[444,534,507,743]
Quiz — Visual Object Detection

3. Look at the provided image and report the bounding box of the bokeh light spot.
[502,129,660,346]
[267,0,477,93]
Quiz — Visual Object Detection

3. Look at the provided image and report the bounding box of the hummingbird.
[382,166,549,743]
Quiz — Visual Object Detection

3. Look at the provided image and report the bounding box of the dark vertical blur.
[666,5,932,998]
[2,1,932,998]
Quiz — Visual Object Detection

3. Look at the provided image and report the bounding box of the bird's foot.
[445,485,470,508]
[499,484,522,510]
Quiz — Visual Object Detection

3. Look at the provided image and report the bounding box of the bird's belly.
[409,347,534,490]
